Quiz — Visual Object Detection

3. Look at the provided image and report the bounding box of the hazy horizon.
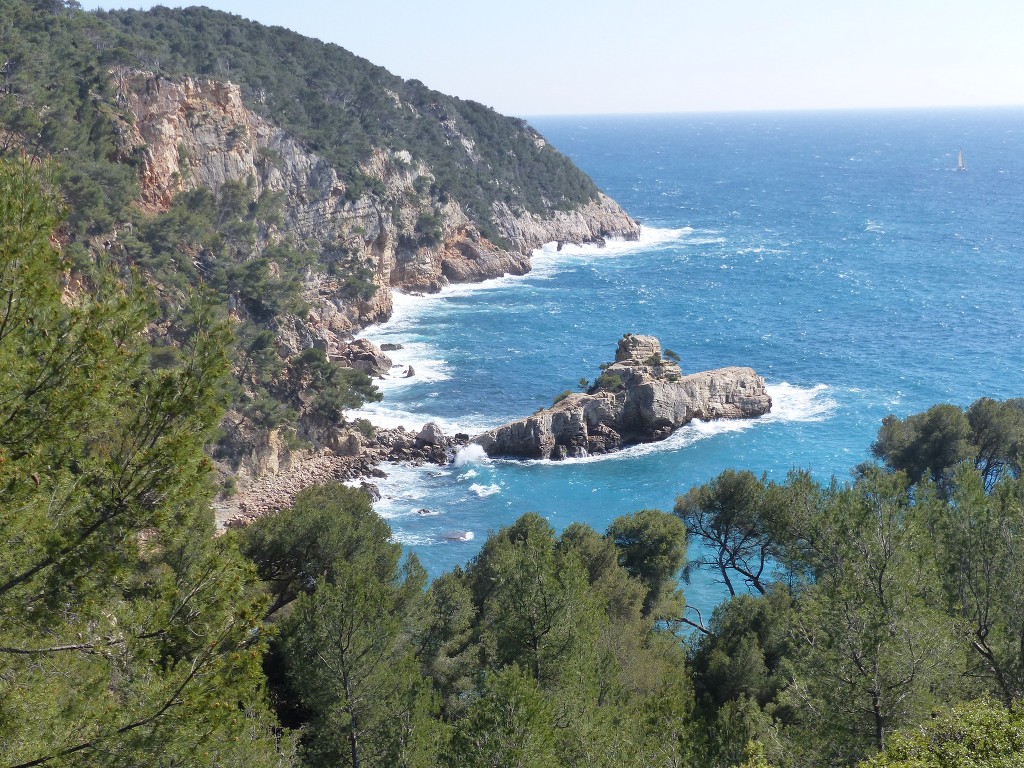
[78,1,1024,119]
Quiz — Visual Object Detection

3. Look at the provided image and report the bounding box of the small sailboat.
[957,148,967,171]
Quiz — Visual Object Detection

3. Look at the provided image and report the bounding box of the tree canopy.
[0,156,290,767]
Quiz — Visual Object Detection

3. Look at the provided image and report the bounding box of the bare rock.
[359,481,381,502]
[473,334,771,460]
[338,338,392,378]
[416,422,446,447]
[615,333,663,365]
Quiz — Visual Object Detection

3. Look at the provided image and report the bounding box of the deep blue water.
[359,109,1024,615]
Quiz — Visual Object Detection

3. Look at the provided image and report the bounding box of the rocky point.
[473,334,772,460]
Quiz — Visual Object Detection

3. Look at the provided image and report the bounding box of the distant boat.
[957,148,967,171]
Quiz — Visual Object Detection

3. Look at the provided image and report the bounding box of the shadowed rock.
[473,334,771,460]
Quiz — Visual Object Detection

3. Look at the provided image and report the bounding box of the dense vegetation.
[0,0,609,464]
[5,155,1024,766]
[99,5,600,224]
[0,157,290,766]
[1,0,598,244]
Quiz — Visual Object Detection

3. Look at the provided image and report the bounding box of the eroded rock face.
[120,70,644,495]
[336,338,392,378]
[473,335,771,460]
[415,422,446,447]
[122,71,640,344]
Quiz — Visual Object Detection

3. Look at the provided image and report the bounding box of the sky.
[78,0,1024,118]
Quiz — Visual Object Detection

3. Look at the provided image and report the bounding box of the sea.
[357,108,1024,616]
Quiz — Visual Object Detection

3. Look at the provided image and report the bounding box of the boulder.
[338,338,392,378]
[614,333,663,365]
[416,422,446,447]
[473,335,771,460]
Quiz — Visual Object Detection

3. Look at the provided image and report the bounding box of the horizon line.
[519,103,1024,120]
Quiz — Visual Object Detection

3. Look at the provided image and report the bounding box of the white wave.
[362,226,693,341]
[376,343,451,387]
[453,443,489,467]
[535,225,694,258]
[439,530,475,542]
[390,531,436,546]
[468,483,501,498]
[350,400,495,434]
[458,469,479,480]
[356,225,707,431]
[762,382,837,423]
[373,462,438,520]
[392,527,475,546]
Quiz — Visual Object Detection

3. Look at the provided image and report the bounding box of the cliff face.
[474,335,772,460]
[122,72,639,348]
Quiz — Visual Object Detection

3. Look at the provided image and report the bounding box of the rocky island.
[474,334,772,460]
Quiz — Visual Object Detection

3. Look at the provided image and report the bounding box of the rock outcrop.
[335,338,392,378]
[117,71,642,498]
[215,423,469,527]
[473,335,772,460]
[122,72,640,347]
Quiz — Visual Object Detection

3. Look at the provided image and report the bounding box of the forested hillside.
[2,0,599,244]
[6,2,1024,765]
[4,152,1024,766]
[0,0,639,499]
[97,4,601,225]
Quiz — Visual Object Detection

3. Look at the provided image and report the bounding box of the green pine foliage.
[8,8,1024,759]
[9,185,1024,768]
[0,0,592,446]
[861,699,1024,768]
[96,4,599,228]
[0,0,599,250]
[0,156,292,766]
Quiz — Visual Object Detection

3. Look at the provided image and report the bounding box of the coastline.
[213,232,666,528]
[212,226,837,531]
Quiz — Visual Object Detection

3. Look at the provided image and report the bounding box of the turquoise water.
[359,109,1024,614]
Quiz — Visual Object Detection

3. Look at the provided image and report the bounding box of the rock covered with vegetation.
[474,334,772,459]
[0,0,638,498]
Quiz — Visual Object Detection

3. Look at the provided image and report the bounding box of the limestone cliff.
[115,71,640,493]
[474,335,772,460]
[122,72,639,351]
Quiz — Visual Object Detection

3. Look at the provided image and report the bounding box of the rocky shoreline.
[123,71,647,523]
[214,333,772,527]
[215,422,467,528]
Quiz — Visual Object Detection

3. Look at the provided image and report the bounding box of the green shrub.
[352,417,377,438]
[594,372,625,391]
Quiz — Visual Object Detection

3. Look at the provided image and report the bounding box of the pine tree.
[271,484,435,768]
[0,158,291,767]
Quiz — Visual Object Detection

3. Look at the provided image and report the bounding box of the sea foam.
[493,381,837,468]
[453,444,488,467]
[354,226,700,428]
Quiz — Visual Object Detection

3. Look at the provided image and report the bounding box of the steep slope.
[119,70,638,333]
[0,0,639,501]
